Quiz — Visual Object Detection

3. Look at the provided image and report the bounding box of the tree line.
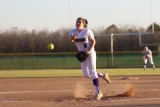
[0,23,160,53]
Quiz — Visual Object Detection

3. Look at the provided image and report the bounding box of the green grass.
[0,53,159,69]
[0,68,159,78]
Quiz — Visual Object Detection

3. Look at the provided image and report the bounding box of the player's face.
[76,19,84,30]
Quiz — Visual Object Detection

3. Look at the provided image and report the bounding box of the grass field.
[0,68,159,78]
[0,53,159,69]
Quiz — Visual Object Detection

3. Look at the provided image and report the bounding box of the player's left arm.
[88,38,96,53]
[87,30,96,53]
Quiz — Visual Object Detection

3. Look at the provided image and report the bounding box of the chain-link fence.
[0,52,159,70]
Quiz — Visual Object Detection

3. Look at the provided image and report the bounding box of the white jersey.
[142,49,152,56]
[69,28,95,52]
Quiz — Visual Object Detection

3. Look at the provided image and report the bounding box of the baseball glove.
[75,51,89,62]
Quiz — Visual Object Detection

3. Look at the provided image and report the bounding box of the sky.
[0,0,160,31]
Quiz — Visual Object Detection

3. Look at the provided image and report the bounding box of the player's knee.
[83,74,91,78]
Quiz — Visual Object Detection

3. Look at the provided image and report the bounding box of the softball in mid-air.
[48,43,54,50]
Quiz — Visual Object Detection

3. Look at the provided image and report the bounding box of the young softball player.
[69,17,110,100]
[142,46,155,70]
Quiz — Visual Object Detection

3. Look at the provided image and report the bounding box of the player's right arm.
[70,34,77,43]
[69,29,77,43]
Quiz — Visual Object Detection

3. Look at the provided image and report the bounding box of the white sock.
[97,73,103,77]
[152,65,155,69]
[94,86,100,94]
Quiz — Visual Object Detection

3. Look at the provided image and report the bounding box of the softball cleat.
[102,73,111,84]
[95,92,103,100]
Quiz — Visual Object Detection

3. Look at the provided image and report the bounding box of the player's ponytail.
[84,19,88,28]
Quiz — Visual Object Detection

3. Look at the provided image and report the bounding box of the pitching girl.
[142,46,155,70]
[69,17,110,100]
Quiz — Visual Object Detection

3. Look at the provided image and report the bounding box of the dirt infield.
[0,76,160,107]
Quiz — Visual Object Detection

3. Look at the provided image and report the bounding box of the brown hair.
[84,19,88,28]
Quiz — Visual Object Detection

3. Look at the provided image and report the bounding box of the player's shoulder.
[69,28,77,35]
[70,28,77,32]
[83,28,93,34]
[84,28,92,31]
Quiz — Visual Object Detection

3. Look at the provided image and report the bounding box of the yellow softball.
[48,43,54,50]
